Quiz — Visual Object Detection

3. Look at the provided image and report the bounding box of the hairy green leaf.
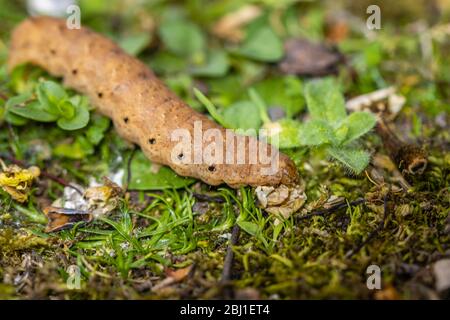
[298,120,335,146]
[262,119,302,149]
[327,146,371,174]
[337,111,377,144]
[304,78,346,125]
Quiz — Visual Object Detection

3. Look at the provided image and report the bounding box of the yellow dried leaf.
[0,161,40,203]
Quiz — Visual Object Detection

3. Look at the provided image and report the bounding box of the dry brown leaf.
[213,5,262,43]
[278,38,344,76]
[43,177,122,232]
[152,265,193,291]
[326,20,349,43]
[256,184,307,221]
[43,206,93,233]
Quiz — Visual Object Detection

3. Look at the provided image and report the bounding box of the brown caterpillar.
[7,17,299,188]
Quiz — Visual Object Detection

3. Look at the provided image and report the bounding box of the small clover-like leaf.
[56,101,89,131]
[304,78,346,125]
[327,146,371,174]
[37,80,67,113]
[57,99,76,119]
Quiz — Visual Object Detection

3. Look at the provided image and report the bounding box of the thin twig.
[0,153,83,195]
[221,224,240,298]
[296,198,365,222]
[125,147,137,192]
[192,192,226,203]
[345,192,390,259]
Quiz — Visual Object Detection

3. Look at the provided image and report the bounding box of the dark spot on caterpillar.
[138,71,149,79]
[208,165,216,172]
[111,48,122,55]
[123,117,129,123]
[97,92,103,98]
[148,138,156,144]
[178,153,184,160]
[72,69,78,75]
[50,49,56,55]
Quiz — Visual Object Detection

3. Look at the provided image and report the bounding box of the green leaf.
[223,100,261,130]
[190,50,229,77]
[327,146,371,174]
[36,80,67,113]
[53,135,94,159]
[193,88,227,127]
[248,88,270,124]
[364,42,383,67]
[304,78,346,125]
[9,64,44,94]
[4,111,28,125]
[125,151,195,190]
[298,120,335,146]
[118,33,151,56]
[262,119,302,149]
[253,76,305,118]
[159,19,205,57]
[337,111,377,144]
[57,99,75,119]
[4,92,31,125]
[85,115,110,145]
[238,26,284,62]
[149,52,188,74]
[237,220,259,236]
[9,100,58,122]
[56,98,90,130]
